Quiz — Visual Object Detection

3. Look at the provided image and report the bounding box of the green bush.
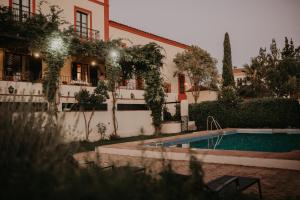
[0,103,207,200]
[190,98,300,130]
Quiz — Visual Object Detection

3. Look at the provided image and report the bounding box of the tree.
[266,38,300,98]
[240,48,271,98]
[106,55,122,137]
[173,45,218,103]
[222,32,235,87]
[75,80,109,141]
[238,37,300,99]
[218,85,241,106]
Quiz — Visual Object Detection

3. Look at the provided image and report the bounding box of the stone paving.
[98,153,300,200]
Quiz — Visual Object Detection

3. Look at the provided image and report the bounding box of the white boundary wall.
[0,81,180,141]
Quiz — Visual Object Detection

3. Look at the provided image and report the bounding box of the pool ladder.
[206,116,224,149]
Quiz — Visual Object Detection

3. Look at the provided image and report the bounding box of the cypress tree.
[222,32,235,87]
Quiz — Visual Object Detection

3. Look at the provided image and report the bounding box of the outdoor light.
[33,52,40,58]
[91,61,97,66]
[49,37,64,51]
[110,49,119,60]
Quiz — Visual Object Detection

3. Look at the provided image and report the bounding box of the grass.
[70,132,193,153]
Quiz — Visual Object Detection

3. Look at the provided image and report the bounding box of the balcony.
[74,27,100,41]
[0,69,42,82]
[10,7,34,22]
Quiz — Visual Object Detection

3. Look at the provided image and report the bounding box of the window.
[72,63,89,82]
[4,53,21,80]
[117,104,149,111]
[76,11,88,38]
[4,52,42,82]
[0,102,48,112]
[62,103,107,111]
[12,0,31,21]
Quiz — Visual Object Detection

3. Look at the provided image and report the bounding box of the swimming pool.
[98,129,300,171]
[189,133,300,152]
[162,132,300,153]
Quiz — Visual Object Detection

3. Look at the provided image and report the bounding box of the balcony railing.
[74,27,100,41]
[10,7,34,22]
[60,76,98,87]
[0,72,42,82]
[59,76,145,90]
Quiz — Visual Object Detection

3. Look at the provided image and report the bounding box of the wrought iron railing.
[0,73,42,82]
[74,27,100,41]
[59,76,145,90]
[10,7,34,22]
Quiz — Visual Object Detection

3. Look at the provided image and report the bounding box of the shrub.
[190,98,300,130]
[0,103,207,200]
[163,104,181,122]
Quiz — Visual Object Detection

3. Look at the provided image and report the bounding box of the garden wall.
[189,98,300,130]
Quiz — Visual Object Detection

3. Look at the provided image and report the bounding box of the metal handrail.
[206,116,223,149]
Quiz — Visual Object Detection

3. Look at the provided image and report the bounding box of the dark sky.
[110,0,300,71]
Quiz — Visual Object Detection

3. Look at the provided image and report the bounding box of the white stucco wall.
[0,0,9,7]
[0,81,178,140]
[186,90,218,103]
[109,26,187,94]
[60,110,154,142]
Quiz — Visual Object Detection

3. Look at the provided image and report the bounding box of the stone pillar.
[180,99,189,132]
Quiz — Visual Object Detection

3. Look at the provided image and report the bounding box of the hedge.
[189,98,300,130]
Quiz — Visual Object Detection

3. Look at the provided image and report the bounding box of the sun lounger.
[165,173,262,200]
[206,175,262,200]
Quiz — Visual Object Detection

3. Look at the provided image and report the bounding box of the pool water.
[189,133,300,152]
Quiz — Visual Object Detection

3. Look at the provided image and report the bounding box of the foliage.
[222,32,235,87]
[163,104,181,121]
[173,45,218,103]
[218,85,241,106]
[0,104,208,200]
[96,122,107,142]
[118,43,166,134]
[144,66,166,134]
[75,80,109,141]
[41,32,70,107]
[238,38,300,98]
[109,133,121,141]
[134,44,166,134]
[120,42,165,79]
[190,98,300,130]
[265,38,300,98]
[1,3,170,135]
[0,4,65,50]
[105,56,122,136]
[0,4,68,109]
[68,37,123,63]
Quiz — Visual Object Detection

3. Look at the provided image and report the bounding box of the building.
[233,67,246,86]
[0,0,192,139]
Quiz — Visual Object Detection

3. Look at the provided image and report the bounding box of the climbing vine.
[1,4,166,134]
[120,43,166,134]
[144,66,166,134]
